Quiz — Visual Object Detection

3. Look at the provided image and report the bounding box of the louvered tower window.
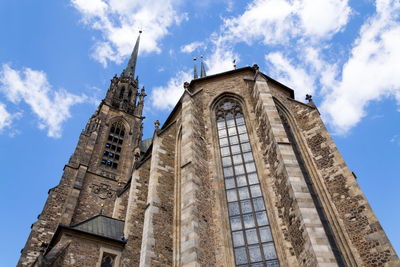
[216,98,279,267]
[101,122,125,169]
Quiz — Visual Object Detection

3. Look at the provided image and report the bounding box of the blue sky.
[0,0,399,265]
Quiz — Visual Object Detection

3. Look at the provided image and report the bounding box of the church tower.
[18,32,146,267]
[18,36,399,266]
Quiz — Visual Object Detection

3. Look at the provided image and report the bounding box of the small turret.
[136,86,146,117]
[193,57,198,79]
[200,56,207,78]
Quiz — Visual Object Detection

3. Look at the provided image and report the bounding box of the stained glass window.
[216,98,279,267]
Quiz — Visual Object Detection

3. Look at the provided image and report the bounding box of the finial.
[200,56,207,78]
[252,64,259,71]
[233,59,237,69]
[305,94,312,102]
[140,86,146,96]
[134,152,140,161]
[183,81,190,89]
[193,57,198,79]
[100,203,104,215]
[154,120,160,130]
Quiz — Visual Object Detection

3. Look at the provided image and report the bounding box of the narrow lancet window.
[101,122,125,169]
[216,98,279,267]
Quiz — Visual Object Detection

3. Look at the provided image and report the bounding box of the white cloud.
[180,41,204,54]
[205,47,237,75]
[0,102,20,134]
[151,40,238,110]
[298,0,351,37]
[226,0,234,12]
[151,70,192,110]
[221,0,351,45]
[266,52,315,99]
[71,0,186,66]
[0,64,87,138]
[204,35,239,75]
[320,0,400,134]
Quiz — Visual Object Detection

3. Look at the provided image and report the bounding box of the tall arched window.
[215,98,279,267]
[101,121,125,169]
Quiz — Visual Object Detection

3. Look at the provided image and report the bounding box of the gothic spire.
[123,30,142,77]
[193,57,198,79]
[200,56,207,78]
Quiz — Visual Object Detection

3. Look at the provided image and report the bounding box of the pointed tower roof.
[200,56,207,78]
[123,30,142,77]
[193,57,198,79]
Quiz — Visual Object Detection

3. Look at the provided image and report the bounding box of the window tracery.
[216,98,279,267]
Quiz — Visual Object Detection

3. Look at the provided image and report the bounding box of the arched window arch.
[101,121,125,169]
[215,97,279,266]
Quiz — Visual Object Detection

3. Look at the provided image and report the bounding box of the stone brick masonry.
[18,66,398,267]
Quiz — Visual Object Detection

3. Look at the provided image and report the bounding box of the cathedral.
[18,33,399,267]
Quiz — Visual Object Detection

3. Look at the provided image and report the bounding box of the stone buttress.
[18,63,399,267]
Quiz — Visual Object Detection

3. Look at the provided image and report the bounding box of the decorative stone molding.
[90,183,115,199]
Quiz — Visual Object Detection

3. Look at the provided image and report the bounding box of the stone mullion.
[253,78,337,266]
[237,116,271,266]
[179,94,202,267]
[224,115,253,265]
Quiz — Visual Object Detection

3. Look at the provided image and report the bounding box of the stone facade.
[18,63,398,267]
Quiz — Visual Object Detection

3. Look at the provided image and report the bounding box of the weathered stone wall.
[139,123,176,266]
[250,76,337,266]
[113,185,130,221]
[120,158,151,266]
[19,99,141,266]
[278,94,400,266]
[153,126,176,265]
[190,91,218,266]
[52,234,122,266]
[71,173,119,224]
